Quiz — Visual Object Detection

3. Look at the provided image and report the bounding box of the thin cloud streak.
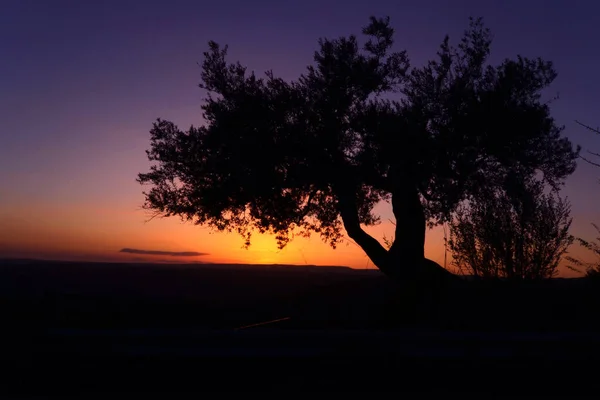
[119,248,209,257]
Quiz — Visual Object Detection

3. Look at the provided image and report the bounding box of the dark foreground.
[1,259,600,396]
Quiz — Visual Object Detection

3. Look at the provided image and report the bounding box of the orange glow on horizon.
[0,199,589,278]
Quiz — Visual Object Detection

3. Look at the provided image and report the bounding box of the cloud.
[119,248,209,257]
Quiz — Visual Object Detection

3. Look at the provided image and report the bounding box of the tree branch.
[390,184,426,260]
[576,120,600,135]
[587,150,600,158]
[335,187,390,269]
[580,155,600,168]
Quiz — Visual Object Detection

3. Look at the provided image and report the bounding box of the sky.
[1,0,599,276]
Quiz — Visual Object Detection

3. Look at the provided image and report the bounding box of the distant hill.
[0,257,379,275]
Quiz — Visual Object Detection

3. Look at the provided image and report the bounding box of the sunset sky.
[1,0,599,276]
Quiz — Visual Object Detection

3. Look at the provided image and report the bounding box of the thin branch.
[575,120,600,135]
[587,150,600,158]
[580,154,600,168]
[144,210,167,224]
[543,92,560,106]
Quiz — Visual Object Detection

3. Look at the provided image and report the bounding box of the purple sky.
[1,0,599,272]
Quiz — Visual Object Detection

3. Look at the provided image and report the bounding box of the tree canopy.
[138,16,579,280]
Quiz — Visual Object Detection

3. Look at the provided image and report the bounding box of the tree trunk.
[336,184,457,284]
[387,185,457,283]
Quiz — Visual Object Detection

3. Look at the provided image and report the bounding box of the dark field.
[2,259,600,396]
[0,259,390,330]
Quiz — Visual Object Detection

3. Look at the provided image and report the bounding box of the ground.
[1,259,600,395]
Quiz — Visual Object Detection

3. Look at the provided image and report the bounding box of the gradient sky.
[1,0,599,275]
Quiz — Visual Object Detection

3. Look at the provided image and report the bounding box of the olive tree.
[138,17,579,282]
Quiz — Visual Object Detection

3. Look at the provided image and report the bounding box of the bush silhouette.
[448,175,573,280]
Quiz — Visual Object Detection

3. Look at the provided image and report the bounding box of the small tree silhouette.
[566,223,600,278]
[138,16,579,283]
[564,122,600,278]
[448,175,573,280]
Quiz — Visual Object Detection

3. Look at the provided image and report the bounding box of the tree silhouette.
[565,122,600,278]
[448,175,573,280]
[137,16,579,283]
[566,223,600,278]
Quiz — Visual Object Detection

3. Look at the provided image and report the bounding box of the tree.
[566,223,600,278]
[448,175,573,280]
[137,16,579,283]
[565,121,600,278]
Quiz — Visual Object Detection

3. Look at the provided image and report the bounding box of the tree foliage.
[448,176,573,280]
[137,16,579,278]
